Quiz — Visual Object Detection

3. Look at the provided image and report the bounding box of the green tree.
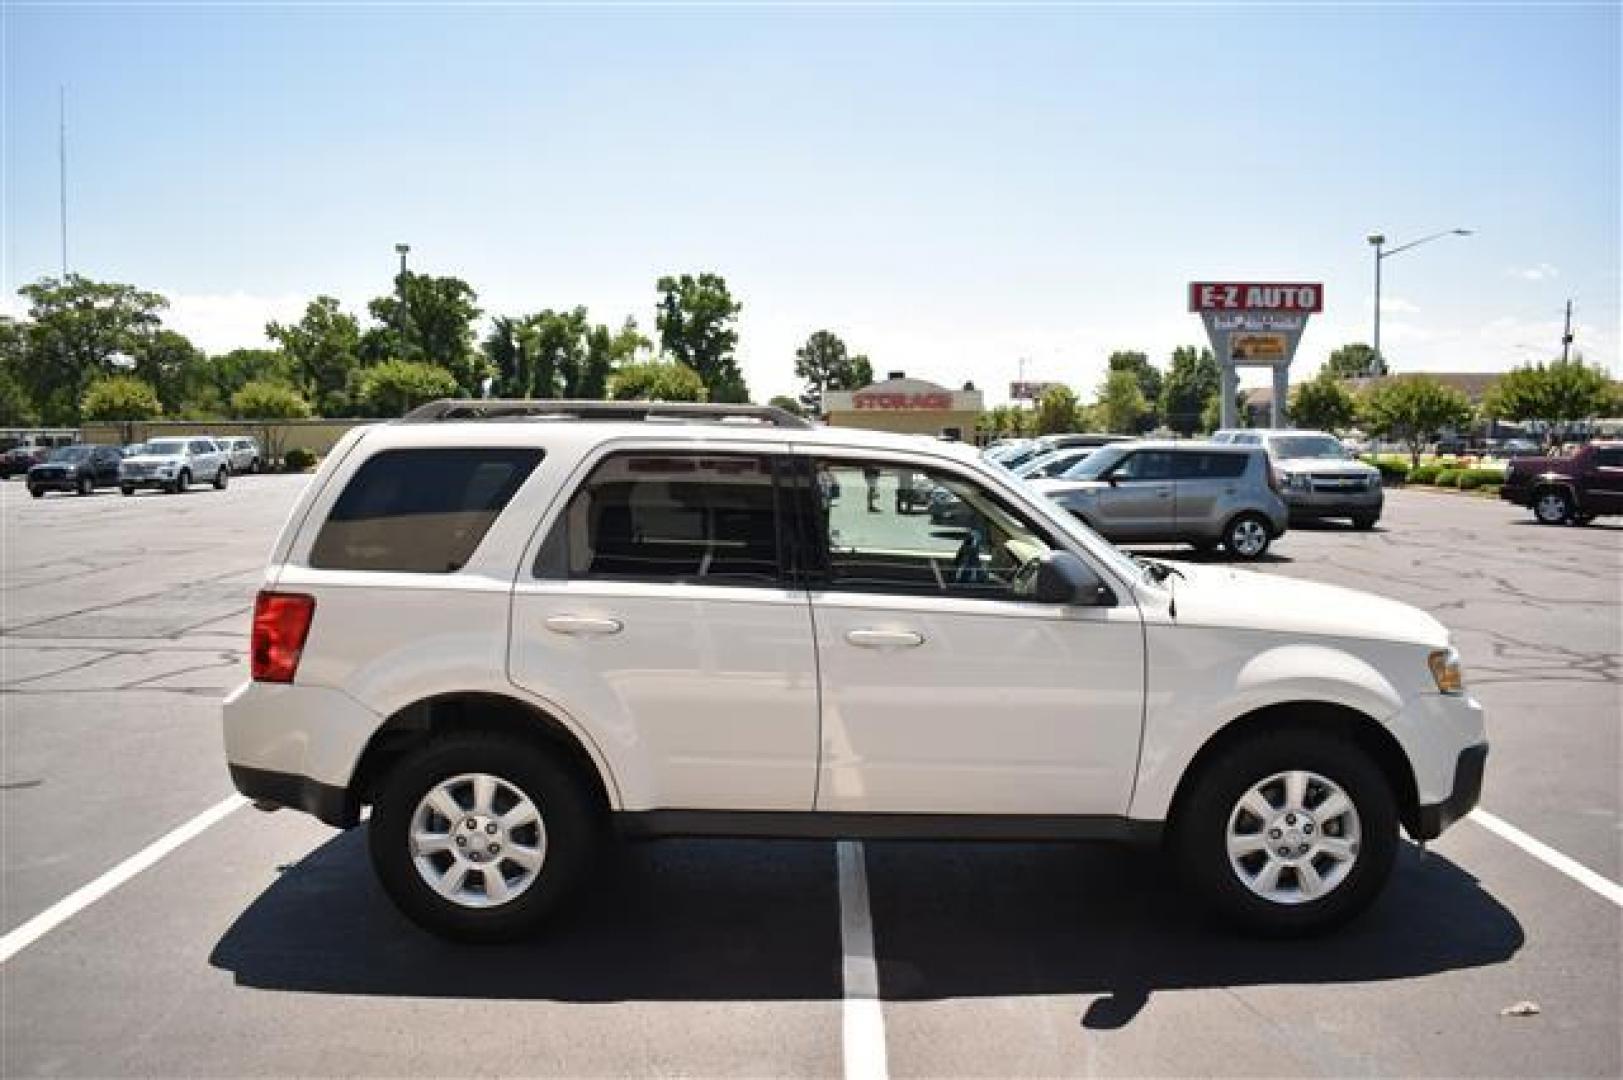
[366,273,485,395]
[81,375,162,444]
[582,318,648,400]
[1106,351,1162,431]
[131,329,207,415]
[656,273,747,402]
[15,275,168,423]
[1324,342,1379,380]
[267,296,361,415]
[0,318,34,425]
[1480,357,1614,437]
[608,360,708,402]
[1160,345,1220,435]
[208,348,294,403]
[357,359,460,417]
[1033,385,1081,434]
[483,317,528,398]
[793,330,871,415]
[1359,375,1473,467]
[1289,372,1358,432]
[231,380,313,463]
[1095,369,1148,434]
[768,395,806,417]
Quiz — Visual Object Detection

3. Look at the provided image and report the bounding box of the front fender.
[1128,638,1406,821]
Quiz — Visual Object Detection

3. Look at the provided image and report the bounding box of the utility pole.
[1561,299,1574,362]
[59,86,68,278]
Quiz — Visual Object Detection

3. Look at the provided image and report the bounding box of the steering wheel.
[951,528,986,586]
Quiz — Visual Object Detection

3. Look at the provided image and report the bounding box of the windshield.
[1062,445,1131,480]
[1268,435,1347,459]
[144,439,187,455]
[48,446,93,463]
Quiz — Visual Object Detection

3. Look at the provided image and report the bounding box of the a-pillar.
[1271,364,1290,428]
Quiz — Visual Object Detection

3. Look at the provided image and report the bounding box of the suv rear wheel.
[1223,513,1273,560]
[368,732,597,942]
[1173,729,1398,936]
[1533,487,1572,525]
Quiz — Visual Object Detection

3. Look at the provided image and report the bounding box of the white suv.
[224,400,1487,941]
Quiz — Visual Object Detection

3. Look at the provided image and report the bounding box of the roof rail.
[401,399,813,430]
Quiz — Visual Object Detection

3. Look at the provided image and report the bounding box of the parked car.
[220,436,263,474]
[1212,430,1382,529]
[225,399,1485,942]
[1012,447,1094,480]
[1500,440,1623,525]
[0,445,51,479]
[991,432,1133,472]
[25,445,124,497]
[1032,441,1288,559]
[0,431,79,478]
[119,436,231,495]
[1499,438,1541,456]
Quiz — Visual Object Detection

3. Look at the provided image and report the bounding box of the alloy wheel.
[409,772,548,909]
[1226,769,1361,905]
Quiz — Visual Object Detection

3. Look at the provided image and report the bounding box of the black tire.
[120,485,135,496]
[249,457,260,474]
[1532,487,1572,525]
[1351,515,1377,531]
[1223,512,1273,560]
[28,485,43,499]
[213,467,229,490]
[1172,729,1399,937]
[170,470,190,494]
[368,732,599,943]
[77,475,93,496]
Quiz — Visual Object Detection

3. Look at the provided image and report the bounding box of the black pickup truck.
[1500,441,1623,525]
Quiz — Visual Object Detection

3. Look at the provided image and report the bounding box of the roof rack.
[401,399,813,430]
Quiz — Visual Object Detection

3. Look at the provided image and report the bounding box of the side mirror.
[1034,551,1113,606]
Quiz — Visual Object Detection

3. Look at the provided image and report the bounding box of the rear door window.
[1174,451,1249,479]
[538,453,785,586]
[312,448,544,572]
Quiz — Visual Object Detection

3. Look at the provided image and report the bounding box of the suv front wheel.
[368,732,597,942]
[1173,730,1398,936]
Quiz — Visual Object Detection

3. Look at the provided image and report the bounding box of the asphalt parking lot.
[1,475,1618,1077]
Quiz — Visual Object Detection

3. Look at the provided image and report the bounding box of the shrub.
[1434,468,1462,487]
[283,447,316,472]
[1456,467,1506,491]
[1374,460,1410,484]
[1408,464,1442,484]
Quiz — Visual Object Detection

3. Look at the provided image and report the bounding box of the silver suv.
[1031,441,1287,559]
[1213,430,1383,529]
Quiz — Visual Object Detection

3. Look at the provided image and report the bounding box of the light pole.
[394,242,410,281]
[1367,228,1472,376]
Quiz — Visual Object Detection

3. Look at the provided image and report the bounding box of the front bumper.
[1414,742,1488,840]
[27,474,81,491]
[1283,487,1384,520]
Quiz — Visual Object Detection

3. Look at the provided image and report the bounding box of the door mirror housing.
[1034,551,1113,606]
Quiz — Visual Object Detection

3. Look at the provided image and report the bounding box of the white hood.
[1161,562,1448,648]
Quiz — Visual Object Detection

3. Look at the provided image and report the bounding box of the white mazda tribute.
[224,401,1487,941]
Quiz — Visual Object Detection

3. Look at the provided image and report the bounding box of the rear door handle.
[845,628,925,648]
[545,615,623,636]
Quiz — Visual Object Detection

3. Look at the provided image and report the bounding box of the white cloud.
[1509,262,1560,282]
[157,290,317,354]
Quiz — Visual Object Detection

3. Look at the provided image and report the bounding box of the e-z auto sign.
[1188,282,1324,313]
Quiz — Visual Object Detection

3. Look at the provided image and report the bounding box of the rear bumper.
[229,764,358,828]
[1414,742,1488,840]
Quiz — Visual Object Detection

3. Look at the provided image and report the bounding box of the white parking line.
[0,794,247,964]
[837,839,889,1080]
[1469,809,1623,907]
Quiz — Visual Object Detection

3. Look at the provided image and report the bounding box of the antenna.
[58,86,68,278]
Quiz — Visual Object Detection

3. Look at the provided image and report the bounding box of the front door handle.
[545,615,624,636]
[845,628,925,648]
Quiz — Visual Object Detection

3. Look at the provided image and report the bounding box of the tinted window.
[189,440,214,454]
[312,448,543,573]
[811,460,1055,601]
[1594,448,1623,468]
[543,453,782,585]
[1232,433,1262,445]
[1174,451,1250,479]
[1111,450,1174,481]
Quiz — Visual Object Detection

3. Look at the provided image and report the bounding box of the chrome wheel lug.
[1303,823,1314,834]
[486,823,498,835]
[455,836,466,847]
[1268,828,1281,839]
[1277,846,1291,858]
[1285,813,1297,826]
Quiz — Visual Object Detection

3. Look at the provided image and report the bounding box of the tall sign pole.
[1189,282,1324,429]
[1561,299,1573,362]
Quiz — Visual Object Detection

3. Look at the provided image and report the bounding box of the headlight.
[1428,648,1464,694]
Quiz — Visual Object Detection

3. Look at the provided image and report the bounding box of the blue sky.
[4,2,1618,403]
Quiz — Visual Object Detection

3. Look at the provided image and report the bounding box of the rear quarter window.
[311,448,544,573]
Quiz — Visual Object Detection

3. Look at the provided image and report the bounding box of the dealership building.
[823,374,983,439]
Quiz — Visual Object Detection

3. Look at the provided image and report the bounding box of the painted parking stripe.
[0,794,247,964]
[837,840,889,1080]
[1470,809,1623,907]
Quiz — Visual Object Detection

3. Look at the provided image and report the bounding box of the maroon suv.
[1500,441,1623,525]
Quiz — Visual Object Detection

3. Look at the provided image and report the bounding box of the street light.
[394,242,410,279]
[1367,228,1472,376]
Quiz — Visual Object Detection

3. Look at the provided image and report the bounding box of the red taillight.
[251,591,315,683]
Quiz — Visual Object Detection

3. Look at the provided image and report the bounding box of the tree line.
[0,270,752,429]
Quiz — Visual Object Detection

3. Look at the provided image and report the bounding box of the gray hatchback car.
[1029,441,1288,559]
